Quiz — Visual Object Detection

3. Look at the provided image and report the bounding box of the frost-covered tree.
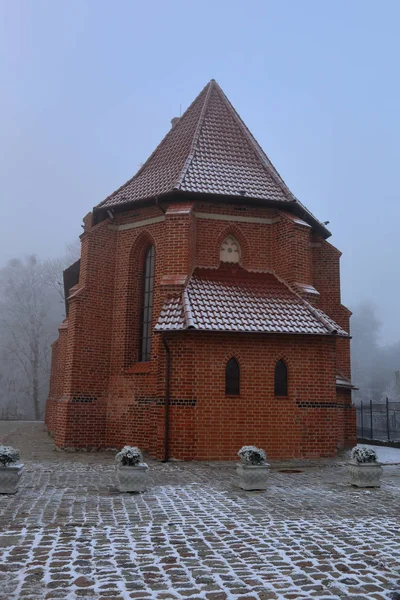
[42,240,80,303]
[351,302,400,403]
[0,256,53,419]
[0,241,80,420]
[380,370,400,403]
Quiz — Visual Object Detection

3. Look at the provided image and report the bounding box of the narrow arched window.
[139,245,155,361]
[225,358,240,395]
[274,360,288,396]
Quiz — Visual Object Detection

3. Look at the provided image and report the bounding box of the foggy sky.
[1,0,399,343]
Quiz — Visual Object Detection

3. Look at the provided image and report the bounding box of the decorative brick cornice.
[108,215,165,232]
[194,212,280,225]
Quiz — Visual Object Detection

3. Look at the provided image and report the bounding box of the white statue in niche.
[220,236,241,263]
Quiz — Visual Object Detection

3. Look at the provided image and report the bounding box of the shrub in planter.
[236,445,269,491]
[348,446,382,488]
[352,446,378,464]
[115,446,149,492]
[0,445,23,494]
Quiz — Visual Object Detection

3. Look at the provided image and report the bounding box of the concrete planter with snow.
[115,446,149,493]
[0,465,24,494]
[347,462,383,488]
[236,446,269,490]
[348,446,383,488]
[117,464,149,492]
[236,463,270,490]
[0,445,23,494]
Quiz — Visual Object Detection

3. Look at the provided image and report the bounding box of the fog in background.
[0,1,399,417]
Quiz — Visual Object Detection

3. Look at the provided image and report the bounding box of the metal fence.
[356,399,400,442]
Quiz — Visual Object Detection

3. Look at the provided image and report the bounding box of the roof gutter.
[93,189,331,239]
[155,328,349,338]
[97,193,331,239]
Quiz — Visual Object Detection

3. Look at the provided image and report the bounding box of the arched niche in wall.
[220,236,241,264]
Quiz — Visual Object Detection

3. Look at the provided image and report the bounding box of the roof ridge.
[211,81,295,202]
[97,81,211,209]
[182,289,195,329]
[303,300,338,335]
[174,80,214,190]
[260,270,340,335]
[208,83,330,233]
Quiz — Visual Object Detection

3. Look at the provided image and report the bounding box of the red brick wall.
[47,218,118,447]
[97,332,351,461]
[46,198,355,457]
[45,340,59,431]
[46,321,69,440]
[162,333,339,460]
[337,388,357,448]
[276,212,313,284]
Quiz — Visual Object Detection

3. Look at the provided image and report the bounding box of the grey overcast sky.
[0,1,399,343]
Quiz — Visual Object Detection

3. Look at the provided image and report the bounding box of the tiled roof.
[155,268,348,336]
[156,295,186,331]
[96,81,329,235]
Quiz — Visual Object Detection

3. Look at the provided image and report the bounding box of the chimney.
[171,117,180,128]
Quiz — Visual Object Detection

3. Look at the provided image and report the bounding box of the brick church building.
[46,80,356,460]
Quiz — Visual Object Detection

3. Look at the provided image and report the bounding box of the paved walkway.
[0,422,399,600]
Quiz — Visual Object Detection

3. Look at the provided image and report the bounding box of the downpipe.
[162,335,171,463]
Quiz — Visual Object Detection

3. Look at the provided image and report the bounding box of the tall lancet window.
[274,360,288,397]
[220,236,241,264]
[225,358,240,395]
[139,245,155,361]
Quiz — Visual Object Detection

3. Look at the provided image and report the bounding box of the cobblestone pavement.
[0,422,399,600]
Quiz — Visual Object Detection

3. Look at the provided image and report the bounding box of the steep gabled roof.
[155,268,348,337]
[96,80,328,236]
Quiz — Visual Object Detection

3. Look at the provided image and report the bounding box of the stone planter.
[117,464,149,492]
[0,464,23,494]
[347,461,383,488]
[236,462,270,490]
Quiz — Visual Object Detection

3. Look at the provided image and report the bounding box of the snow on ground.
[359,443,400,464]
[0,422,399,599]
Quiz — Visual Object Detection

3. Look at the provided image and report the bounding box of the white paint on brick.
[194,211,280,225]
[108,215,165,232]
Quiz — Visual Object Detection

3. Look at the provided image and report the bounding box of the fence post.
[370,399,373,440]
[386,397,390,442]
[360,401,364,438]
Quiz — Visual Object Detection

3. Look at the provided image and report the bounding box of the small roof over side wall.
[155,268,348,336]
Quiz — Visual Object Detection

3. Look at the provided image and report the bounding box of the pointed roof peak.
[96,80,329,237]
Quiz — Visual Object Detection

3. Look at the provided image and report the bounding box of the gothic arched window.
[274,360,288,396]
[225,358,240,395]
[220,236,241,264]
[139,245,155,362]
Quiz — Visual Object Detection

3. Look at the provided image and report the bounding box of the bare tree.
[0,256,53,419]
[0,242,81,420]
[41,240,81,303]
[351,302,400,403]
